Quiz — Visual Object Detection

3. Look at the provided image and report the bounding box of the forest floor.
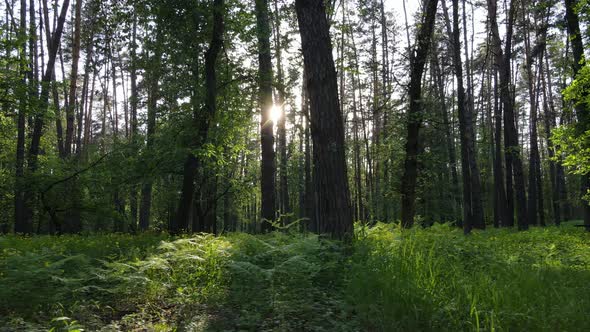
[1,222,589,331]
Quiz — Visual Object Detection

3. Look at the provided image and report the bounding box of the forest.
[0,0,589,330]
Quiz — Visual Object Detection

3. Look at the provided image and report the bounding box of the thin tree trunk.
[77,34,93,155]
[433,51,461,223]
[493,69,508,227]
[272,0,289,220]
[522,5,540,226]
[540,47,560,225]
[27,0,70,172]
[128,17,138,229]
[64,0,81,156]
[14,0,30,233]
[139,32,161,231]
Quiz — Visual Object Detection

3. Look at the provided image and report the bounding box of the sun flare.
[269,104,282,124]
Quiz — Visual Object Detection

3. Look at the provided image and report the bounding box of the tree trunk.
[14,0,30,234]
[255,0,276,232]
[64,0,81,156]
[540,47,560,225]
[522,6,541,226]
[129,17,139,229]
[433,51,461,224]
[487,0,527,229]
[77,34,93,155]
[174,0,224,233]
[295,0,353,240]
[28,0,70,171]
[446,0,485,232]
[140,28,161,231]
[399,0,438,228]
[492,70,508,227]
[272,0,289,220]
[564,0,590,231]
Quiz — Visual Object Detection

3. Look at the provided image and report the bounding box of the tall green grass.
[349,223,590,331]
[1,224,589,331]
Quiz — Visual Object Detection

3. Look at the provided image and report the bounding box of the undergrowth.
[0,224,589,331]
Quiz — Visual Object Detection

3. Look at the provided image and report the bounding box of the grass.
[0,224,589,331]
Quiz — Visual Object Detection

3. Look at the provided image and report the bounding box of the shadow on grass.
[172,232,358,331]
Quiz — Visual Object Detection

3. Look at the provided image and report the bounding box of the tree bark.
[493,70,508,227]
[564,0,590,231]
[272,0,289,220]
[446,0,485,232]
[255,0,276,232]
[27,0,70,172]
[140,27,161,232]
[399,0,438,228]
[295,0,353,240]
[64,0,81,156]
[14,0,30,233]
[487,0,527,229]
[174,0,224,233]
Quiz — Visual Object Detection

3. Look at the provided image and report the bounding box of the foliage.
[2,226,590,331]
[349,223,590,331]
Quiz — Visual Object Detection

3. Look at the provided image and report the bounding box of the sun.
[269,104,282,124]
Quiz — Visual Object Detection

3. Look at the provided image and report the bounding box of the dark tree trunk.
[64,0,81,156]
[564,0,590,231]
[433,51,461,224]
[540,49,560,225]
[492,70,508,227]
[77,34,94,155]
[14,0,30,234]
[128,17,138,229]
[295,0,353,240]
[28,0,69,171]
[487,0,527,229]
[139,29,161,232]
[174,0,224,233]
[399,0,438,228]
[523,7,541,226]
[272,0,289,221]
[302,70,314,231]
[448,0,485,232]
[255,0,276,232]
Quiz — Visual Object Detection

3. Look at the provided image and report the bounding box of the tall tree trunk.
[433,51,461,224]
[77,34,93,155]
[446,0,485,232]
[295,0,353,240]
[15,0,30,233]
[272,0,289,220]
[564,0,590,231]
[523,6,541,226]
[255,0,276,232]
[139,28,161,231]
[302,70,314,231]
[540,48,560,225]
[399,0,438,228]
[487,0,527,229]
[27,0,70,171]
[129,17,138,229]
[64,0,81,156]
[174,0,224,233]
[493,70,508,227]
